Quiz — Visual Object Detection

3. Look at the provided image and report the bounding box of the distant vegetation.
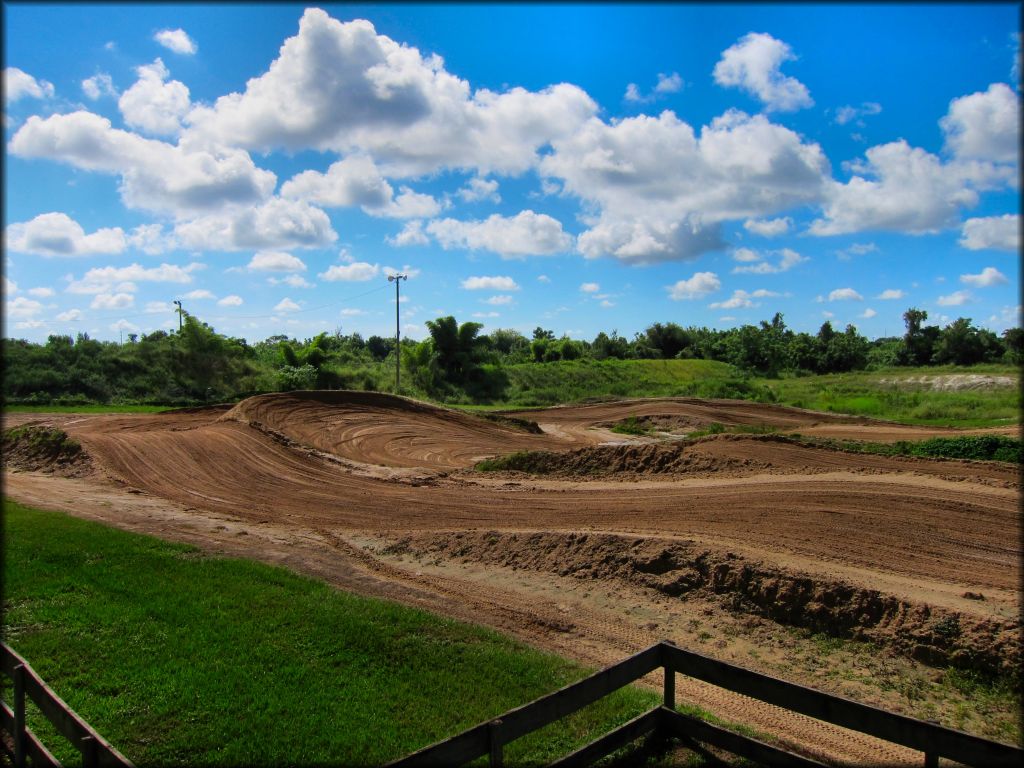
[4,500,656,766]
[477,434,1024,476]
[796,434,1023,464]
[3,308,1019,423]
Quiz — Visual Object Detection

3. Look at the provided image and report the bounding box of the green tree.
[424,316,485,382]
[900,308,939,366]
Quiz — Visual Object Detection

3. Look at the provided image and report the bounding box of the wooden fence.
[1,643,134,768]
[388,640,1023,767]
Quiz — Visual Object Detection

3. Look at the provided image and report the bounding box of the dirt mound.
[2,425,93,477]
[385,531,1022,678]
[482,439,773,478]
[219,390,568,469]
[479,433,1020,486]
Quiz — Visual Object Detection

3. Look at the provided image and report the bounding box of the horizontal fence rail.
[389,640,1023,768]
[1,643,134,768]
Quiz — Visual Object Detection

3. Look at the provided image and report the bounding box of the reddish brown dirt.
[4,392,1021,762]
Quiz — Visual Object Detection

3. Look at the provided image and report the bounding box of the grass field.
[2,500,657,766]
[462,360,1020,428]
[765,364,1020,427]
[4,361,1019,428]
[501,358,774,406]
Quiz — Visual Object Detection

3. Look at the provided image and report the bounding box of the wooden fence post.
[488,719,503,768]
[13,663,26,768]
[82,734,99,768]
[662,641,676,710]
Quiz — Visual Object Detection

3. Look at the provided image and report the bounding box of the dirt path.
[4,392,1020,761]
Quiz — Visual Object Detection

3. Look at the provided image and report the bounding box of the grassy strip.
[789,434,1023,464]
[687,423,779,439]
[3,404,171,414]
[610,417,654,436]
[2,500,657,766]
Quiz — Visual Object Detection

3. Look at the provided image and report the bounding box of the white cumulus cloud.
[877,289,905,300]
[4,67,54,102]
[731,248,806,274]
[11,111,278,219]
[835,102,881,126]
[809,140,981,236]
[461,276,519,291]
[6,296,44,318]
[118,58,191,137]
[67,262,201,294]
[218,295,244,307]
[82,73,117,100]
[457,177,501,203]
[960,267,1008,287]
[709,289,762,310]
[712,32,812,112]
[6,212,126,257]
[387,220,430,247]
[274,298,302,313]
[428,211,572,258]
[184,9,597,177]
[668,271,721,300]
[580,282,600,293]
[154,28,197,55]
[247,251,307,272]
[624,72,683,104]
[174,198,336,251]
[828,288,863,301]
[959,214,1019,251]
[542,109,828,264]
[91,292,134,310]
[937,290,971,307]
[941,83,1020,164]
[319,262,380,282]
[743,217,791,237]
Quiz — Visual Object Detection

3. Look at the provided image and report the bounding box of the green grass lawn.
[2,500,656,766]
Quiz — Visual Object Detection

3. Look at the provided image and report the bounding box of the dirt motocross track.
[4,391,1021,764]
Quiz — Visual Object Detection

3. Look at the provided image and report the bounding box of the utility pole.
[387,273,407,391]
[173,300,183,331]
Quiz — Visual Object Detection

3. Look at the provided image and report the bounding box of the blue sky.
[3,3,1020,344]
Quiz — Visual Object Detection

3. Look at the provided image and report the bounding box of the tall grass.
[501,358,775,406]
[3,500,656,766]
[766,365,1020,427]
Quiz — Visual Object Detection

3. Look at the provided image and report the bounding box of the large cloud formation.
[185,9,597,177]
[6,10,1020,268]
[541,109,829,263]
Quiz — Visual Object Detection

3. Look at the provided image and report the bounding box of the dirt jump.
[4,391,1020,764]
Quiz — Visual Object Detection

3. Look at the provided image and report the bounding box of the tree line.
[3,309,1020,406]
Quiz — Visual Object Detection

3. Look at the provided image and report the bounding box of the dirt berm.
[383,530,1022,678]
[2,425,93,478]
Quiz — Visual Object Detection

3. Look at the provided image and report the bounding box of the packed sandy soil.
[4,391,1021,764]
